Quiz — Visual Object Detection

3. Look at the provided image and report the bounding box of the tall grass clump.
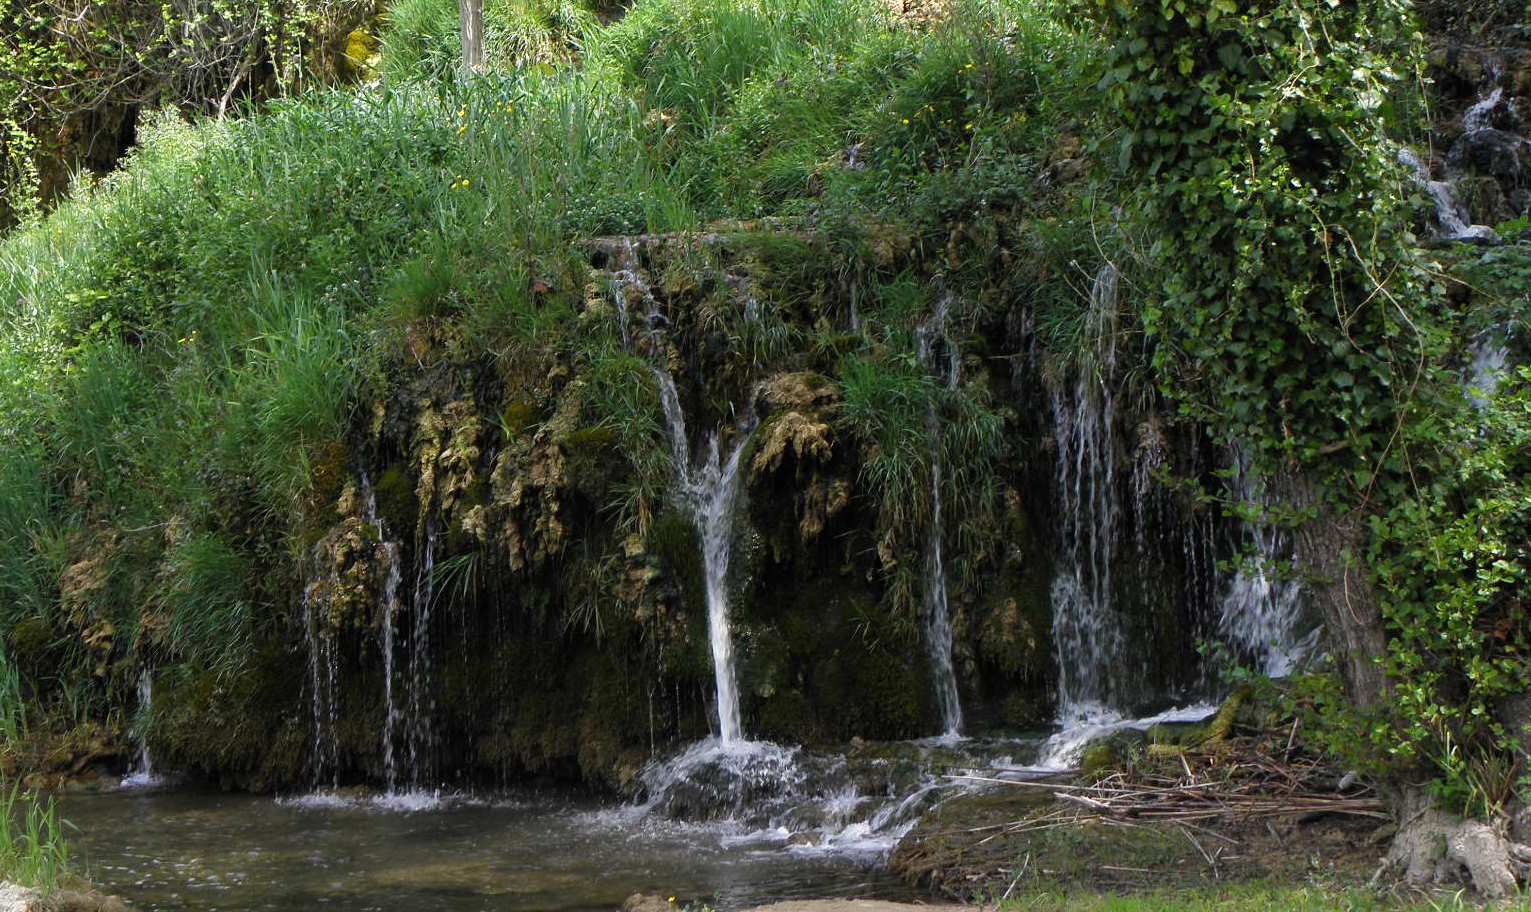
[0,646,25,741]
[381,0,600,81]
[0,786,71,894]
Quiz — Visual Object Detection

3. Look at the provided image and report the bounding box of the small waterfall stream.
[1048,264,1127,726]
[606,240,758,744]
[407,523,438,788]
[359,473,408,795]
[121,671,160,788]
[303,583,340,789]
[653,372,757,744]
[1216,450,1313,677]
[915,294,963,738]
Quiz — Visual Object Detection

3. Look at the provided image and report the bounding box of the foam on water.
[1035,702,1219,770]
[120,671,163,790]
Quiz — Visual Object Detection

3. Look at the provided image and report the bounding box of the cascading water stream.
[407,522,438,789]
[915,294,963,738]
[653,372,756,744]
[606,240,759,744]
[121,670,160,788]
[1468,325,1512,410]
[1047,263,1126,725]
[356,473,407,795]
[304,581,340,789]
[1396,71,1513,246]
[1034,264,1226,769]
[1216,449,1312,677]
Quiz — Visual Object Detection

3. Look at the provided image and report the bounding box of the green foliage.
[0,786,70,895]
[381,0,599,81]
[1091,0,1531,813]
[153,534,253,678]
[0,0,374,225]
[1365,366,1531,810]
[1096,0,1433,481]
[0,645,24,742]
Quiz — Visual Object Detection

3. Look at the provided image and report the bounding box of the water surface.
[59,789,910,912]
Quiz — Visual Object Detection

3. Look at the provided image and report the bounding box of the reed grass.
[0,786,71,894]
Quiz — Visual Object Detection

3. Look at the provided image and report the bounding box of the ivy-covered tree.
[1096,0,1430,708]
[1095,0,1531,895]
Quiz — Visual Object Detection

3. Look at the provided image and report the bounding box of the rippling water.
[57,789,911,912]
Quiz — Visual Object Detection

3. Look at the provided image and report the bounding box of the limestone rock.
[0,884,41,912]
[0,885,130,912]
[619,894,671,912]
[1447,127,1531,186]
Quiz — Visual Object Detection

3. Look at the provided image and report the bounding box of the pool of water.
[56,789,912,912]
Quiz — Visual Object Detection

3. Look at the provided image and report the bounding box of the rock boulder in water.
[1447,128,1531,187]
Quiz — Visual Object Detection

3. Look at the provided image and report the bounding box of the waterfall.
[1048,264,1126,724]
[1216,449,1312,677]
[407,522,438,788]
[1397,148,1484,239]
[1463,86,1505,133]
[654,372,757,744]
[357,473,407,794]
[121,670,160,788]
[1468,326,1511,410]
[378,547,402,792]
[915,295,963,737]
[304,582,340,788]
[604,238,759,744]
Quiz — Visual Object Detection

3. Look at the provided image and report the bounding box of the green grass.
[0,0,1100,737]
[996,883,1526,911]
[380,0,600,82]
[0,786,71,894]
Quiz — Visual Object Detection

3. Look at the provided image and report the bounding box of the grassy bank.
[995,884,1528,911]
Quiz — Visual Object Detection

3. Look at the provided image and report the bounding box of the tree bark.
[459,0,484,74]
[1278,472,1390,711]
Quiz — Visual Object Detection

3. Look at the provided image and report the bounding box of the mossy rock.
[1078,729,1148,781]
[499,398,539,440]
[648,510,703,619]
[8,617,54,674]
[308,440,352,514]
[374,463,419,535]
[561,425,620,495]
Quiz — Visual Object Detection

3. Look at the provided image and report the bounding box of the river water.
[56,789,909,912]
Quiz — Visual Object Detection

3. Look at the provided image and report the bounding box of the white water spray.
[120,671,161,788]
[1048,264,1126,724]
[1216,449,1312,678]
[304,582,340,788]
[915,294,963,737]
[407,523,438,787]
[654,373,756,743]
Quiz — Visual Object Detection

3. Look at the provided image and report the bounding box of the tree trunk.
[1278,472,1390,711]
[459,0,484,74]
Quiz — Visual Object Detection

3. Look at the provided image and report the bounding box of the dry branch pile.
[955,744,1387,832]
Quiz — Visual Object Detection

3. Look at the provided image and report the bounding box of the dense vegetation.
[2,0,1531,897]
